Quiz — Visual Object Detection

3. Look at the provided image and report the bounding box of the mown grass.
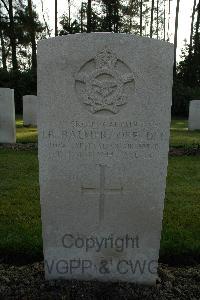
[16,117,37,144]
[0,149,42,261]
[170,119,200,148]
[16,117,200,148]
[0,149,199,264]
[161,156,200,263]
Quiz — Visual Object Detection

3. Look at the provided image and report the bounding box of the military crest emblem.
[75,48,135,114]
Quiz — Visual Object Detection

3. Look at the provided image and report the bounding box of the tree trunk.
[8,0,18,70]
[194,1,200,55]
[40,0,51,37]
[167,0,171,41]
[81,2,84,32]
[55,0,58,36]
[163,0,166,40]
[114,0,119,33]
[87,0,92,32]
[68,0,71,33]
[0,29,7,70]
[150,0,155,38]
[108,2,112,31]
[156,0,159,39]
[28,0,37,72]
[140,0,143,36]
[128,0,133,33]
[189,0,196,54]
[173,0,180,78]
[0,2,7,70]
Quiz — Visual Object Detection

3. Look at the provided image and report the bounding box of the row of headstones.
[21,98,200,129]
[0,89,37,143]
[0,87,199,144]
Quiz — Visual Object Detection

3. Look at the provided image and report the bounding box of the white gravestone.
[23,95,37,126]
[0,88,16,143]
[188,100,200,130]
[37,33,174,284]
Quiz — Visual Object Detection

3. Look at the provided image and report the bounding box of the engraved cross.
[81,164,123,224]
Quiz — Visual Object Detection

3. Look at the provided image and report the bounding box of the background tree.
[122,0,142,34]
[8,0,18,69]
[0,0,199,117]
[40,0,50,37]
[0,0,45,112]
[87,0,92,32]
[100,0,121,32]
[173,0,180,78]
[55,0,58,36]
[0,0,18,70]
[27,0,36,72]
[173,0,200,116]
[194,0,200,55]
[150,0,154,37]
[15,1,44,69]
[59,14,80,34]
[68,0,71,32]
[140,0,143,35]
[189,0,197,56]
[167,0,172,41]
[163,0,166,40]
[0,1,9,70]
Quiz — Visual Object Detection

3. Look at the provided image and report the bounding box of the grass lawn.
[0,150,42,262]
[16,117,37,144]
[161,156,200,264]
[0,149,200,264]
[16,117,200,148]
[170,119,200,148]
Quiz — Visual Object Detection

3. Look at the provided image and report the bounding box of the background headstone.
[0,88,16,144]
[23,95,37,126]
[188,100,200,130]
[37,33,174,284]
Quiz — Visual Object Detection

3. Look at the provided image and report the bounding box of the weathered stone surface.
[23,95,37,126]
[188,100,200,130]
[0,88,16,144]
[37,33,174,284]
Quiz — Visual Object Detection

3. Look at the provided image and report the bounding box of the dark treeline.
[0,0,199,115]
[173,0,200,115]
[0,0,46,112]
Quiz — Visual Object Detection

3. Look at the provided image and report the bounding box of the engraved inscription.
[41,119,167,161]
[81,164,123,223]
[75,48,134,114]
